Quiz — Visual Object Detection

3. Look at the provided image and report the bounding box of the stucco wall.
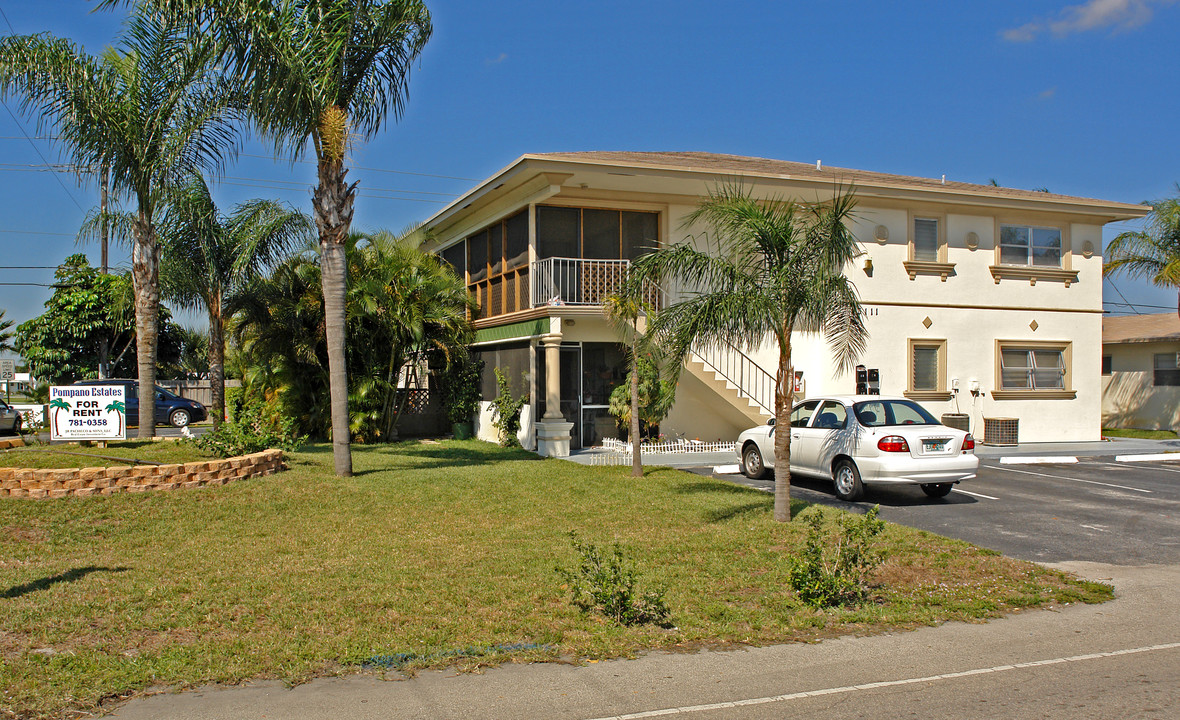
[1102,341,1180,430]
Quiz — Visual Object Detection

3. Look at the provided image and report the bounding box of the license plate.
[922,439,948,452]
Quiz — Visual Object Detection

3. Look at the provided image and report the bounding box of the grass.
[1101,427,1178,440]
[0,441,1111,719]
[0,441,215,469]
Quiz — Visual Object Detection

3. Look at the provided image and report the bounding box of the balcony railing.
[530,257,662,309]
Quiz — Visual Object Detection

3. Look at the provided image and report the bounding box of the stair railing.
[690,342,776,416]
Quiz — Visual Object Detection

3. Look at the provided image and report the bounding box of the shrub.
[555,532,672,627]
[438,353,483,424]
[788,506,886,609]
[489,367,527,447]
[192,393,306,458]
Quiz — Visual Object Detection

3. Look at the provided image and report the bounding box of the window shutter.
[913,218,939,261]
[912,346,939,390]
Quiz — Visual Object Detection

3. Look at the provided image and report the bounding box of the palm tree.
[105,399,127,435]
[49,398,71,436]
[632,183,868,522]
[0,310,14,353]
[158,176,312,428]
[1105,193,1180,319]
[121,0,432,473]
[0,11,240,437]
[604,291,652,478]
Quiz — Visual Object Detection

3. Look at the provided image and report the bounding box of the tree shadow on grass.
[3,566,129,600]
[347,443,544,476]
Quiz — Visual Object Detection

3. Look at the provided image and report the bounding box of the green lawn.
[1,441,1111,719]
[1,441,216,469]
[1101,427,1179,440]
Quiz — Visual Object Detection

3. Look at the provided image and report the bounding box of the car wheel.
[12,416,20,436]
[169,409,191,428]
[921,483,954,498]
[832,459,864,501]
[742,443,770,480]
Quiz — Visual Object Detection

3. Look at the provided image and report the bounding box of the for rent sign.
[49,385,127,441]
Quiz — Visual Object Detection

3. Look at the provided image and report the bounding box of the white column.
[535,331,573,457]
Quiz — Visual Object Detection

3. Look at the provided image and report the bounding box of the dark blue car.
[70,379,207,428]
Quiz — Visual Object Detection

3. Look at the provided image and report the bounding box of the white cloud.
[485,52,508,66]
[1001,0,1177,41]
[1039,87,1058,99]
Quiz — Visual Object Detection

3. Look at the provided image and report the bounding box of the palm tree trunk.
[630,336,641,478]
[773,327,795,522]
[314,153,356,476]
[208,300,225,430]
[132,213,159,439]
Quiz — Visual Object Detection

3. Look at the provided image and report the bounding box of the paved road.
[715,456,1180,565]
[109,454,1180,719]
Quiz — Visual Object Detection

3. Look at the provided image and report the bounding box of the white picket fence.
[600,438,736,455]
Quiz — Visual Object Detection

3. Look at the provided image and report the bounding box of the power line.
[1103,300,1177,312]
[1103,277,1142,315]
[0,5,88,214]
[0,229,75,236]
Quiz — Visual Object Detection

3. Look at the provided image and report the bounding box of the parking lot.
[713,456,1180,565]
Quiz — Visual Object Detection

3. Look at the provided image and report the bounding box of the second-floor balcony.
[469,257,662,320]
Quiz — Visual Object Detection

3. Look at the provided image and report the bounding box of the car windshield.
[155,386,179,400]
[853,400,939,427]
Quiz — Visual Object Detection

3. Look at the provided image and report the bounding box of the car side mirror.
[157,392,166,401]
[767,417,776,426]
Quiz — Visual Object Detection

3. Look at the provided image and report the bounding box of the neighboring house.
[1102,313,1180,431]
[418,151,1148,455]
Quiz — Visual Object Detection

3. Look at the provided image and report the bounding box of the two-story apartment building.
[419,152,1148,455]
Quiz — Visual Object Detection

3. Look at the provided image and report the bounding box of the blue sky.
[1,0,1178,331]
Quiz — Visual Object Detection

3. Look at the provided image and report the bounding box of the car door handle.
[792,433,800,439]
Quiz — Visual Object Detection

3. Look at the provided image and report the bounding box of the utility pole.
[98,161,110,379]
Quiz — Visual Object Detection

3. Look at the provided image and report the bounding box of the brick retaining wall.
[0,449,286,499]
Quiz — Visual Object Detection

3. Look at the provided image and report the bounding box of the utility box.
[983,417,1019,446]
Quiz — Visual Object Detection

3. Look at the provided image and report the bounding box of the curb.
[1114,453,1180,463]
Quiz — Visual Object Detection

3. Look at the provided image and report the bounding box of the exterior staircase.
[686,343,775,427]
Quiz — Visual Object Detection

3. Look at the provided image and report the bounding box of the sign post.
[0,360,13,403]
[49,385,127,442]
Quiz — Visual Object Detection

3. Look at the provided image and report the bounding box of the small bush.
[192,393,306,458]
[555,532,672,627]
[489,367,527,447]
[788,506,886,609]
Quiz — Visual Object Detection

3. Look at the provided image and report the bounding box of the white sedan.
[736,395,978,501]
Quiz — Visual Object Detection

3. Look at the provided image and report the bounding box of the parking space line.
[583,643,1180,720]
[1098,461,1180,475]
[954,488,998,500]
[988,464,1152,493]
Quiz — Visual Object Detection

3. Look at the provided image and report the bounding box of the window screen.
[912,345,939,390]
[440,242,466,280]
[505,209,529,269]
[622,211,658,260]
[467,229,488,283]
[582,209,620,260]
[913,218,939,262]
[537,206,579,259]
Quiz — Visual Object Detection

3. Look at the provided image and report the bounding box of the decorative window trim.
[988,264,1079,287]
[904,260,957,281]
[993,339,1075,399]
[905,338,950,400]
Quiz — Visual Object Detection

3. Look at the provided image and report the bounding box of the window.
[536,206,659,260]
[812,401,848,429]
[1001,348,1064,389]
[906,339,949,400]
[465,209,530,318]
[854,400,939,427]
[440,242,465,280]
[1154,353,1180,386]
[1102,355,1112,376]
[790,400,820,427]
[1000,224,1062,267]
[912,218,939,261]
